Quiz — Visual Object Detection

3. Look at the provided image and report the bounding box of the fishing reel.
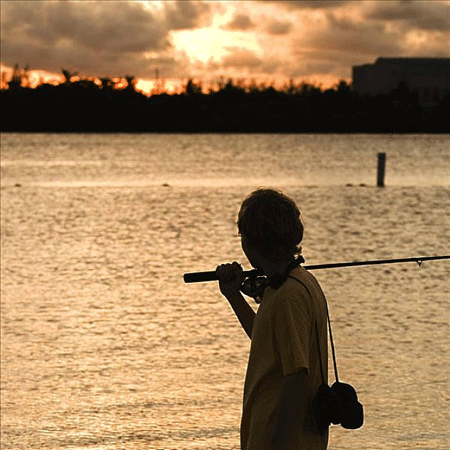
[240,275,269,303]
[239,256,305,303]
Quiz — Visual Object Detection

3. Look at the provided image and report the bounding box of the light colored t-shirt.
[240,266,329,450]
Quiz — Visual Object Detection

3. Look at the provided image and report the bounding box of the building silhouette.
[353,57,450,107]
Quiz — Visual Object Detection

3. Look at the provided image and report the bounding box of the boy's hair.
[237,188,303,262]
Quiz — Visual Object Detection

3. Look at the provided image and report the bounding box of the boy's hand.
[216,262,244,299]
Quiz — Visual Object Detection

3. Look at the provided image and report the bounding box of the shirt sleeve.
[274,285,311,377]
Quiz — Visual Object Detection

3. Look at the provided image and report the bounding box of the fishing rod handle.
[183,268,262,283]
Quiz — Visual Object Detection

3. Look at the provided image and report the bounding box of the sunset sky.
[1,0,449,93]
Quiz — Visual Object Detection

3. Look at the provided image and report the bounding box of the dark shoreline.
[2,78,449,134]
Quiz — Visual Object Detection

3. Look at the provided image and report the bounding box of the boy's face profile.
[241,234,263,270]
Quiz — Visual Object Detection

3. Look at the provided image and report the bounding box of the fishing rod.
[183,255,450,284]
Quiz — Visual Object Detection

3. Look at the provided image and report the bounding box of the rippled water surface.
[1,133,449,449]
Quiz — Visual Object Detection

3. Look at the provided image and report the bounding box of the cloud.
[0,0,211,78]
[320,14,405,56]
[265,18,293,36]
[263,0,450,34]
[262,1,352,10]
[223,10,292,37]
[364,1,450,32]
[318,4,448,59]
[221,48,264,70]
[165,0,212,30]
[2,2,170,52]
[223,13,255,31]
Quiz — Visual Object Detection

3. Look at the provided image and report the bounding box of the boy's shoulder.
[269,269,313,310]
[262,266,321,312]
[276,266,325,309]
[288,266,324,295]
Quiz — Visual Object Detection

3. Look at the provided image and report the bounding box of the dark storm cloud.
[1,0,211,78]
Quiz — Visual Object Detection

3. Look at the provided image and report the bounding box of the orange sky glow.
[1,1,449,94]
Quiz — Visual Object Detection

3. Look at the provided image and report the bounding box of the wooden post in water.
[377,152,386,187]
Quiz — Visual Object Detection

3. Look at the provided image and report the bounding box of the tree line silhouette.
[1,65,449,133]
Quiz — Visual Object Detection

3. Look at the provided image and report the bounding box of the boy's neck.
[261,259,294,278]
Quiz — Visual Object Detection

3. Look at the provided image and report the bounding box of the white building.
[352,58,450,107]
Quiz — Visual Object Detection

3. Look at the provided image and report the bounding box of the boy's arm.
[216,262,255,339]
[223,290,255,339]
[270,369,309,450]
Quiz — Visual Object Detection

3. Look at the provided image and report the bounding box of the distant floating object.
[162,183,170,187]
[14,183,22,187]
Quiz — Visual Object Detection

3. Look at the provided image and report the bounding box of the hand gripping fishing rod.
[183,255,450,284]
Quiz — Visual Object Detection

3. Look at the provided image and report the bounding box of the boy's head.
[237,188,303,263]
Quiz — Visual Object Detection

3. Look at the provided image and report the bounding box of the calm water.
[1,133,449,450]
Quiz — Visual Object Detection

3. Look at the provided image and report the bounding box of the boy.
[216,188,329,450]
